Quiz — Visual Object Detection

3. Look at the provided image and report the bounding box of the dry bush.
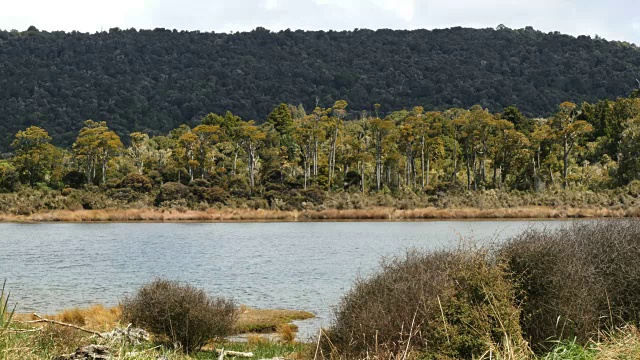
[323,248,526,359]
[121,279,237,353]
[499,220,640,351]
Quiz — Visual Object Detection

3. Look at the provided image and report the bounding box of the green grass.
[542,339,595,360]
[0,280,16,335]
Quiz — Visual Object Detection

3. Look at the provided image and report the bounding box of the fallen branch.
[215,348,254,358]
[25,313,103,337]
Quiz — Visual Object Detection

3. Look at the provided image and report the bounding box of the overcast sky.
[2,0,639,43]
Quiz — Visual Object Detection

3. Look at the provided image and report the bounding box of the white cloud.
[0,0,638,43]
[375,0,415,22]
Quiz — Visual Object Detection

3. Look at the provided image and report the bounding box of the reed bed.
[0,206,635,222]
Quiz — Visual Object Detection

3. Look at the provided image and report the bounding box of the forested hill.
[1,25,640,149]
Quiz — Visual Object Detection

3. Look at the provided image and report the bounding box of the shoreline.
[0,206,637,223]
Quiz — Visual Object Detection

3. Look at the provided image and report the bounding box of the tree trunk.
[232,149,239,175]
[376,136,382,191]
[360,161,365,193]
[248,143,255,190]
[313,138,318,177]
[466,152,471,191]
[563,136,569,189]
[421,138,425,188]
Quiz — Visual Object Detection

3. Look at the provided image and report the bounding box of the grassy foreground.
[3,304,313,359]
[0,205,638,222]
[3,316,640,359]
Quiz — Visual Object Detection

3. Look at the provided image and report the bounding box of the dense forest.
[1,93,640,214]
[1,26,640,150]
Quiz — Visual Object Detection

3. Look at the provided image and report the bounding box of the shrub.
[199,186,229,204]
[120,173,154,193]
[155,182,191,205]
[300,185,326,204]
[190,185,229,204]
[189,178,211,188]
[325,248,525,359]
[499,220,640,351]
[121,279,237,353]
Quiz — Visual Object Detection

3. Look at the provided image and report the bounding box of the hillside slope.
[1,26,639,148]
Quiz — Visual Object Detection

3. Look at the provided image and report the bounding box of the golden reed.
[0,206,637,222]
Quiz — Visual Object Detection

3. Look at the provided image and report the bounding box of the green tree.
[0,161,19,192]
[550,102,593,188]
[129,132,150,174]
[266,103,294,138]
[239,121,266,190]
[369,112,394,190]
[73,120,124,184]
[11,126,59,186]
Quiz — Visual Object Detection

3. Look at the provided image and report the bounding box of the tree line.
[1,95,639,202]
[1,25,640,150]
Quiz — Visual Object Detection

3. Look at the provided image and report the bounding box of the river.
[0,220,572,338]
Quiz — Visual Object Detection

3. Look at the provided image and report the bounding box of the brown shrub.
[324,248,526,359]
[121,279,237,353]
[499,219,640,351]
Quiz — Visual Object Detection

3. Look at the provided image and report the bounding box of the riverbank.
[0,205,638,222]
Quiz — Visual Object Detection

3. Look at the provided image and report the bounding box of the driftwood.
[52,345,110,360]
[100,325,150,344]
[215,348,254,358]
[24,313,103,337]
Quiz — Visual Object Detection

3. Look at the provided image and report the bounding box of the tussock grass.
[234,307,315,333]
[14,305,122,332]
[276,323,296,344]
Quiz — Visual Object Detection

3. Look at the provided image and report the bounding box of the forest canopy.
[1,26,640,150]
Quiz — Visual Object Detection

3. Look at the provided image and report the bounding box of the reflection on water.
[0,220,570,338]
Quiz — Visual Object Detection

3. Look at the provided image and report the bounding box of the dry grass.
[235,307,315,333]
[276,323,296,344]
[14,305,122,332]
[0,205,636,222]
[0,208,297,222]
[15,304,313,337]
[591,326,640,359]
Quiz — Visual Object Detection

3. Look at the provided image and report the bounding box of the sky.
[1,0,640,44]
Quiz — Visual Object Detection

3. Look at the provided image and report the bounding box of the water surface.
[0,220,570,338]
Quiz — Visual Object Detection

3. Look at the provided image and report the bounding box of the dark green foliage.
[119,173,153,193]
[0,27,639,150]
[299,185,326,204]
[266,103,294,137]
[502,106,532,133]
[155,182,191,205]
[499,220,640,351]
[326,249,525,359]
[0,162,19,193]
[192,185,229,204]
[121,279,237,353]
